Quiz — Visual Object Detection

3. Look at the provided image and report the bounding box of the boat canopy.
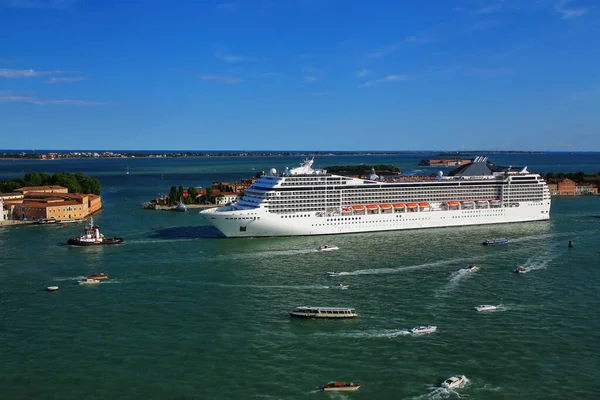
[366,205,378,209]
[406,203,418,208]
[418,202,430,207]
[392,203,405,208]
[351,205,365,210]
[379,204,392,209]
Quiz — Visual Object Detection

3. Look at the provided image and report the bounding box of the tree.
[169,186,178,205]
[188,187,198,201]
[206,187,214,204]
[52,172,81,193]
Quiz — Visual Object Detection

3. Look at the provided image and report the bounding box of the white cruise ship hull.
[201,202,550,238]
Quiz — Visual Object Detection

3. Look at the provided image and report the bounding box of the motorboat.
[36,217,57,224]
[328,284,348,290]
[410,325,437,334]
[289,306,358,319]
[441,375,466,389]
[326,271,343,277]
[78,278,101,285]
[175,200,187,212]
[514,266,527,274]
[46,286,59,292]
[67,217,124,246]
[317,245,339,252]
[474,304,497,312]
[465,264,478,271]
[323,382,360,392]
[482,238,509,246]
[87,273,108,279]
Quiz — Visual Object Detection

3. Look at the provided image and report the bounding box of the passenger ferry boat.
[200,157,551,237]
[289,306,358,318]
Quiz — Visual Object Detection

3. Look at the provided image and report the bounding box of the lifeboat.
[418,202,430,207]
[392,203,405,208]
[365,204,378,209]
[379,204,392,209]
[87,273,108,279]
[351,205,365,210]
[447,201,459,206]
[406,203,418,208]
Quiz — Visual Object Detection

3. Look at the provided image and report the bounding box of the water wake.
[315,329,411,339]
[326,258,474,277]
[53,276,86,281]
[519,247,564,273]
[410,378,469,399]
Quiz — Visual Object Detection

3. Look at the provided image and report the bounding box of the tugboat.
[66,217,124,246]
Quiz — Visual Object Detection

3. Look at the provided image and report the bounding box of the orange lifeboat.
[418,202,430,207]
[447,201,459,206]
[365,205,379,209]
[379,204,392,209]
[351,205,365,210]
[406,203,418,208]
[392,203,405,208]
[87,273,108,279]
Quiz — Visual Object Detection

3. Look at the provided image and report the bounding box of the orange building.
[15,185,69,194]
[557,179,576,195]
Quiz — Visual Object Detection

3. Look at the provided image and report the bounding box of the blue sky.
[1,0,599,151]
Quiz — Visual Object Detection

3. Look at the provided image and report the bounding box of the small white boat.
[465,264,478,271]
[514,266,527,274]
[410,325,437,334]
[475,304,497,312]
[46,286,59,292]
[78,278,101,285]
[323,381,360,392]
[441,375,466,389]
[317,245,339,252]
[327,271,343,277]
[328,284,348,290]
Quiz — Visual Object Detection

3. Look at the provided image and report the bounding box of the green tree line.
[544,171,600,182]
[0,172,101,194]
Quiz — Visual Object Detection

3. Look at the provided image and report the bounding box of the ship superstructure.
[200,157,551,237]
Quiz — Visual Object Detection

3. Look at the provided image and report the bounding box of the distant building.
[1,186,102,221]
[198,189,239,205]
[419,158,472,167]
[557,179,576,195]
[546,178,597,196]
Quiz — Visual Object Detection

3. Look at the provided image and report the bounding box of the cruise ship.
[200,157,551,237]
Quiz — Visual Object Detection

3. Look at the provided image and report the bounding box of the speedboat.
[323,382,360,392]
[175,200,187,212]
[87,273,108,279]
[441,375,466,389]
[482,238,509,246]
[317,245,339,251]
[78,278,101,285]
[327,271,343,277]
[328,284,348,290]
[465,264,478,271]
[474,304,497,312]
[67,217,124,246]
[410,325,437,334]
[46,286,59,292]
[514,266,527,274]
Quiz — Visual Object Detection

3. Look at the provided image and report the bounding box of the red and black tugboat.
[66,217,123,246]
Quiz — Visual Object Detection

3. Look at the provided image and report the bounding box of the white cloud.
[47,76,86,84]
[376,74,408,83]
[304,76,318,83]
[0,95,107,105]
[198,74,243,84]
[356,69,368,77]
[358,81,373,88]
[216,53,261,63]
[555,0,588,19]
[0,68,61,78]
[367,43,399,59]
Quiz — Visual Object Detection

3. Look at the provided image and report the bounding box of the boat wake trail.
[328,258,473,277]
[198,281,333,290]
[520,247,563,273]
[53,276,86,281]
[410,379,469,399]
[231,248,323,259]
[315,329,411,339]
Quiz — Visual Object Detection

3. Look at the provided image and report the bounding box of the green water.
[1,155,600,399]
